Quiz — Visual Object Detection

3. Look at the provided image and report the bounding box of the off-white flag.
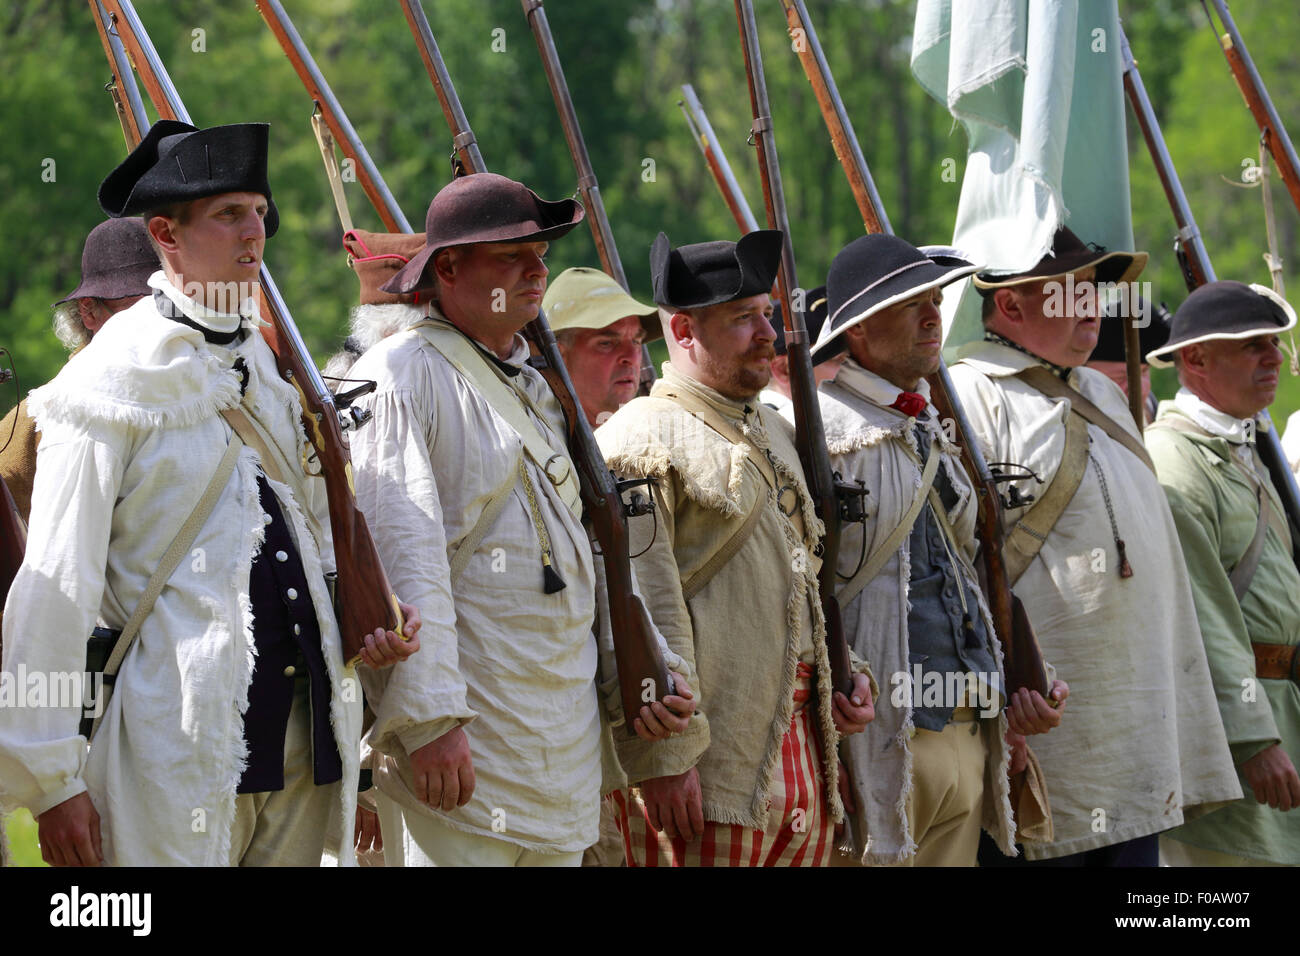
[911,0,1136,356]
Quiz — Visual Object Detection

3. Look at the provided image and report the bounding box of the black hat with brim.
[813,235,979,365]
[1147,280,1296,368]
[99,120,280,236]
[56,218,158,304]
[380,173,584,296]
[972,225,1146,290]
[771,285,828,357]
[650,230,783,310]
[1088,298,1172,363]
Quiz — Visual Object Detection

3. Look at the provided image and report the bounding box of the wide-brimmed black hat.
[1088,297,1172,363]
[813,236,979,365]
[99,120,280,236]
[1147,280,1296,368]
[650,230,782,309]
[55,218,158,304]
[381,173,584,296]
[972,226,1146,290]
[771,285,828,357]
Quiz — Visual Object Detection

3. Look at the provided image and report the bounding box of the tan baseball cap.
[543,267,661,341]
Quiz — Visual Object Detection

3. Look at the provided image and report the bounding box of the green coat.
[1147,401,1300,864]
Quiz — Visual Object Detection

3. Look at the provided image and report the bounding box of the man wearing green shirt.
[1146,280,1300,866]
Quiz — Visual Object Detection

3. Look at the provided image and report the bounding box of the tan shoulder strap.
[1150,414,1291,584]
[655,384,780,493]
[1017,366,1155,473]
[1004,411,1089,586]
[448,455,520,583]
[219,406,325,550]
[90,435,243,740]
[1229,485,1271,601]
[837,435,941,608]
[412,319,581,515]
[682,494,764,602]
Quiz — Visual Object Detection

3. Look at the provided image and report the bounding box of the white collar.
[832,358,934,418]
[1174,387,1254,444]
[149,270,262,336]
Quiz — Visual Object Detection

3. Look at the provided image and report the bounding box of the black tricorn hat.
[1088,297,1172,364]
[813,235,979,365]
[771,285,828,357]
[56,218,158,304]
[99,120,279,236]
[972,225,1146,290]
[1146,280,1297,368]
[381,173,584,296]
[650,230,783,310]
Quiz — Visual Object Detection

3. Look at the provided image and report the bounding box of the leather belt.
[1252,642,1300,685]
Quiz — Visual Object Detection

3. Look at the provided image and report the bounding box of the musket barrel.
[782,0,892,236]
[735,0,852,695]
[1120,28,1215,284]
[1209,0,1300,213]
[90,0,148,146]
[521,0,626,289]
[679,85,761,233]
[401,0,487,174]
[257,0,412,234]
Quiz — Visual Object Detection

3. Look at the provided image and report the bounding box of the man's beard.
[700,346,774,400]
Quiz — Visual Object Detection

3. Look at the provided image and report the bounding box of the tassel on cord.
[542,553,566,594]
[1089,451,1134,580]
[520,458,566,594]
[1116,539,1133,579]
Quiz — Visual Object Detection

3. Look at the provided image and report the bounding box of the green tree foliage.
[1,0,1299,428]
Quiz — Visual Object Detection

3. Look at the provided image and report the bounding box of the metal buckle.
[543,453,571,489]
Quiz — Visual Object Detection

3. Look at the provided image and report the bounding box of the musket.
[89,0,146,149]
[733,0,858,698]
[91,0,403,666]
[518,0,656,397]
[1121,24,1300,570]
[775,0,1051,697]
[256,0,407,234]
[678,85,761,235]
[394,0,675,730]
[1204,0,1300,220]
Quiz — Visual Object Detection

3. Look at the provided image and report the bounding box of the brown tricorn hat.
[379,173,584,297]
[343,229,427,306]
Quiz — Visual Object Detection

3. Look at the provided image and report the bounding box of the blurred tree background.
[1,0,1298,429]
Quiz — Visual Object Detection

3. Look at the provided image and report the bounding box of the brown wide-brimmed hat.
[380,173,584,296]
[972,226,1147,290]
[56,218,158,304]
